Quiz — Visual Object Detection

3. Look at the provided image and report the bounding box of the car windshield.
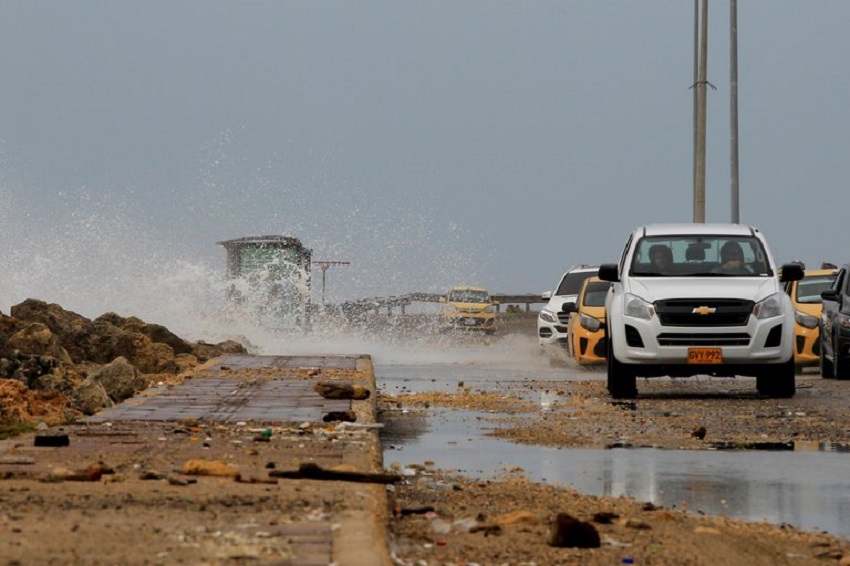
[555,271,596,296]
[448,289,490,303]
[796,274,838,304]
[582,281,611,307]
[630,235,772,277]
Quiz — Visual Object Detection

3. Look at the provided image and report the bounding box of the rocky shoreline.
[0,298,244,428]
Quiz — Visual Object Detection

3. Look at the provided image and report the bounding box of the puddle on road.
[381,407,850,538]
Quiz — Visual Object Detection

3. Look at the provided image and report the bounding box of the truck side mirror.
[778,262,804,283]
[598,264,619,282]
[821,289,839,302]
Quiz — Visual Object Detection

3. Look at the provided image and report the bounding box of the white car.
[537,265,598,359]
[599,223,803,399]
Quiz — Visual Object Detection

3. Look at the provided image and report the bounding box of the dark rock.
[95,313,193,355]
[9,323,72,365]
[64,320,123,364]
[93,357,147,402]
[0,312,23,358]
[34,434,70,447]
[114,332,160,374]
[172,353,200,373]
[592,511,620,524]
[323,411,357,423]
[191,340,247,362]
[314,382,371,400]
[10,299,89,343]
[1,298,247,424]
[547,513,601,548]
[72,376,114,415]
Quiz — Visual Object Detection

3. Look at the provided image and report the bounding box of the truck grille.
[654,299,754,327]
[656,333,750,346]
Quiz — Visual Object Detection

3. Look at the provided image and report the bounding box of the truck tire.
[756,358,795,398]
[820,338,834,378]
[835,341,850,381]
[606,335,637,399]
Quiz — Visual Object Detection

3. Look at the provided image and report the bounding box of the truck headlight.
[753,293,783,320]
[623,293,655,321]
[795,311,819,329]
[579,313,601,332]
[539,309,557,323]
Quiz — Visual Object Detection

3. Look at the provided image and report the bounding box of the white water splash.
[0,129,514,364]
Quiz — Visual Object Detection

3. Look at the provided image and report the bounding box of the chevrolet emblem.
[692,306,717,315]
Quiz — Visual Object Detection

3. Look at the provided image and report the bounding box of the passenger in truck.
[649,244,674,274]
[713,241,754,275]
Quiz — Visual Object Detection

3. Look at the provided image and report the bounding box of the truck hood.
[626,277,780,304]
[448,302,491,312]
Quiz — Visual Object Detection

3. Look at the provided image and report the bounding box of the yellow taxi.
[565,277,611,366]
[783,266,839,368]
[439,286,497,334]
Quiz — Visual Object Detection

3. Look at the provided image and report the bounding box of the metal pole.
[694,0,708,223]
[312,261,350,306]
[730,0,740,223]
[693,0,699,219]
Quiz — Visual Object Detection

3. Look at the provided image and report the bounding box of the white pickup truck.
[598,223,804,399]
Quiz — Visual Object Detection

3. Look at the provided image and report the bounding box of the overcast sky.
[2,1,848,325]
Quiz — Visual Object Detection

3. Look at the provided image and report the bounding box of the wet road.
[375,357,850,539]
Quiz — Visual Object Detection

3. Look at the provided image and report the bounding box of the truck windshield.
[556,271,596,296]
[630,235,772,277]
[796,274,838,304]
[448,290,491,303]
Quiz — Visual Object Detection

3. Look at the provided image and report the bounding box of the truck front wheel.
[756,358,795,398]
[606,334,637,399]
[820,335,834,378]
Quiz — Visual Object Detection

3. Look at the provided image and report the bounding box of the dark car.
[819,264,850,379]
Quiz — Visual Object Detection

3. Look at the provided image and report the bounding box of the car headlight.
[795,311,819,329]
[839,313,850,329]
[485,305,496,313]
[753,293,783,320]
[539,309,557,323]
[623,293,655,321]
[579,313,602,332]
[443,305,459,313]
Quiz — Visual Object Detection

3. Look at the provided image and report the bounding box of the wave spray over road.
[0,183,541,369]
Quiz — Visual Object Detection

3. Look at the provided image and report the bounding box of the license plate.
[688,347,723,364]
[463,319,476,326]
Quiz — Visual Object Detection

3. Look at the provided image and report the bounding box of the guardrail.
[338,292,546,316]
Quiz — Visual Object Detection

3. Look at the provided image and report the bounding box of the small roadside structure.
[217,235,312,330]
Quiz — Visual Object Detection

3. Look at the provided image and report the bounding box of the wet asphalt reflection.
[376,362,850,538]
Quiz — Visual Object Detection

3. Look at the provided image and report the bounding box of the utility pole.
[730,0,740,223]
[692,0,698,220]
[694,0,709,223]
[312,261,350,305]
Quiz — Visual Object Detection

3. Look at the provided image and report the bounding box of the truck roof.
[639,223,759,237]
[449,285,488,292]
